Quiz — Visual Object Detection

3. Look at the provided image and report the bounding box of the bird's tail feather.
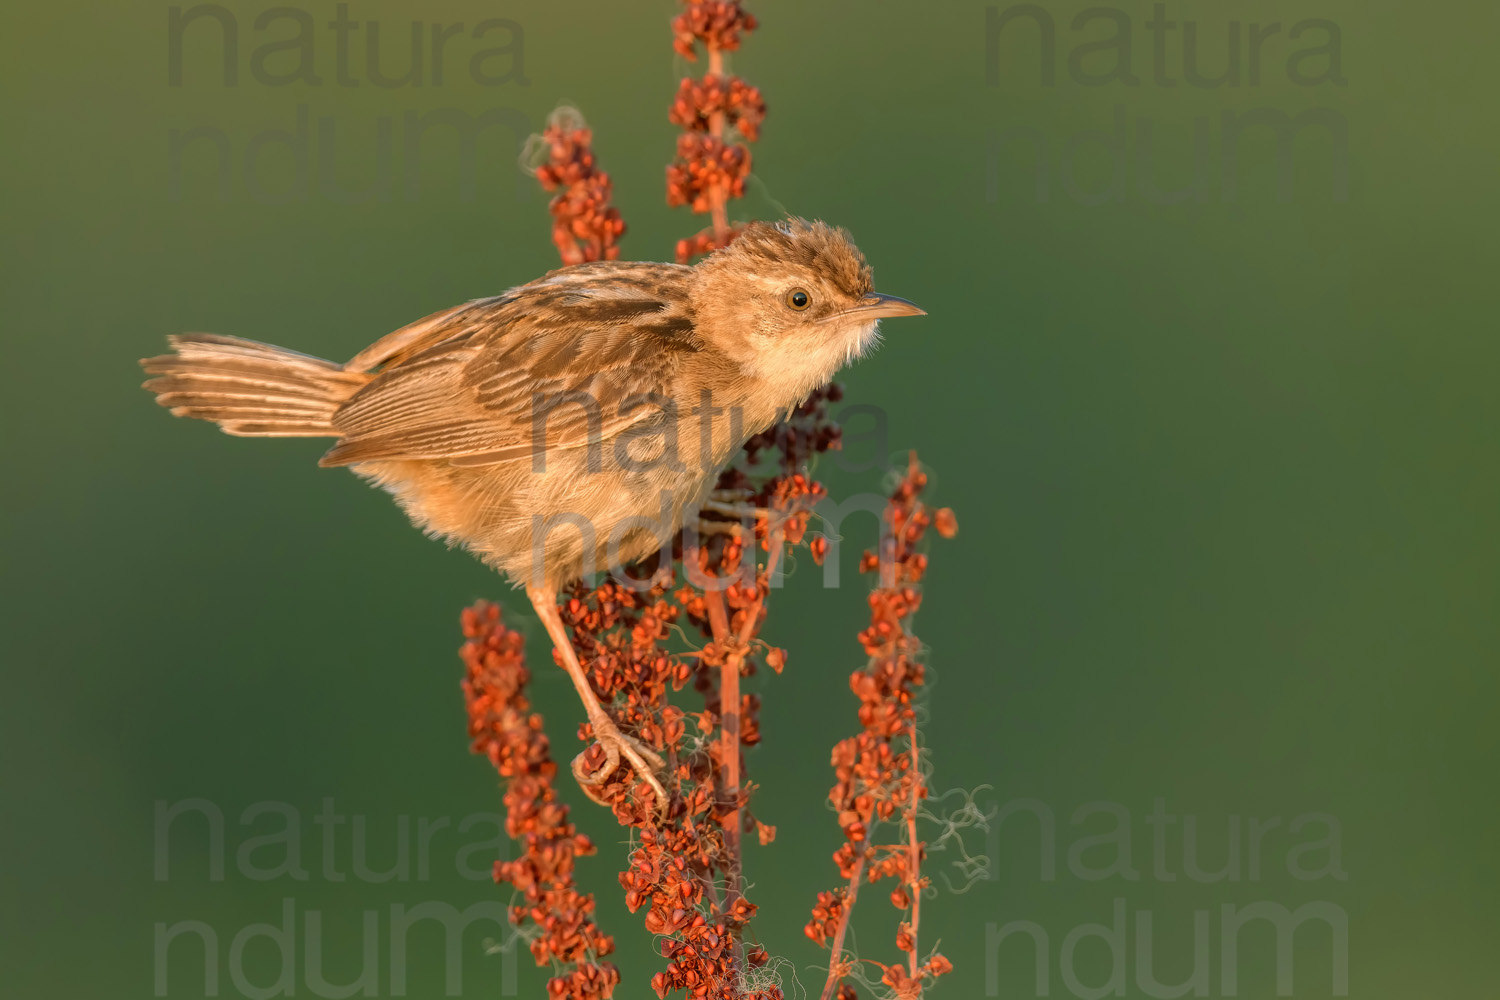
[140,334,369,437]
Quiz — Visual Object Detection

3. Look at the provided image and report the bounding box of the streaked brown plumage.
[140,217,925,807]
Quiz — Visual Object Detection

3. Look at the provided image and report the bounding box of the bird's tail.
[140,334,370,437]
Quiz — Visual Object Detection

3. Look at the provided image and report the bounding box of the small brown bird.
[141,217,924,805]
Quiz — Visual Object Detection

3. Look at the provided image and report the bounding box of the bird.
[140,217,925,808]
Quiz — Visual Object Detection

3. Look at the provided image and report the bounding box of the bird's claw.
[571,712,669,814]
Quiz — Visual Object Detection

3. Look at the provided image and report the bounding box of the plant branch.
[818,849,867,1000]
[905,719,922,979]
[706,46,730,243]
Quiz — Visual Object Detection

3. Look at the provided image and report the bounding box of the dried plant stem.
[718,531,785,861]
[905,719,922,978]
[701,581,745,985]
[703,583,741,865]
[706,46,731,243]
[737,534,782,647]
[818,849,867,1000]
[701,530,784,989]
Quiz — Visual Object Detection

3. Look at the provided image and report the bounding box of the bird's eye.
[785,288,811,311]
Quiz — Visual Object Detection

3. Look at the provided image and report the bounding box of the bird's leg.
[701,499,769,520]
[526,586,668,810]
[693,515,753,539]
[692,499,769,549]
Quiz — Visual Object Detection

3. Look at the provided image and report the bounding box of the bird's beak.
[836,292,927,321]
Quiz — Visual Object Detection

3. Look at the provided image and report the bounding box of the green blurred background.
[3,0,1496,997]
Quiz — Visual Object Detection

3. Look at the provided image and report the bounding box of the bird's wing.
[341,301,475,372]
[319,263,700,468]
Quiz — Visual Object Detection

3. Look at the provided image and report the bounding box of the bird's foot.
[702,498,769,520]
[693,515,752,539]
[571,710,669,813]
[709,487,755,501]
[694,500,772,542]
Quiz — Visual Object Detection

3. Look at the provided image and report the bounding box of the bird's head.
[690,218,925,404]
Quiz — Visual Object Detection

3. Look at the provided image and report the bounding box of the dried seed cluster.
[670,76,767,142]
[806,456,959,1000]
[465,390,843,999]
[669,1,764,263]
[462,603,621,1000]
[533,109,626,266]
[671,0,759,60]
